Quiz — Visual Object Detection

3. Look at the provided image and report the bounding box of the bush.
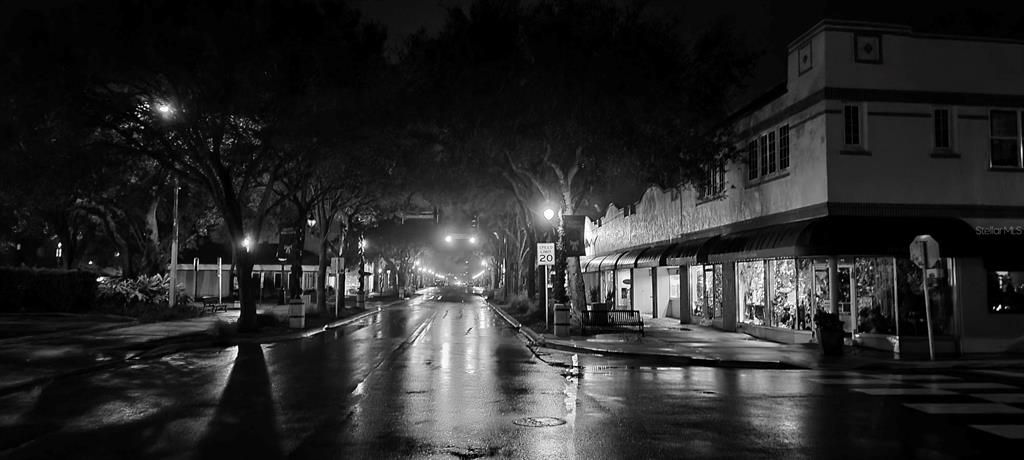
[0,267,97,313]
[505,294,546,330]
[97,274,191,309]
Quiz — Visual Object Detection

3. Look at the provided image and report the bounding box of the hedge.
[0,267,97,313]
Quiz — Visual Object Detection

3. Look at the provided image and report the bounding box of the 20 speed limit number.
[537,243,555,266]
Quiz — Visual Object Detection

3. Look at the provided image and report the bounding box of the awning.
[705,216,980,263]
[581,255,606,273]
[665,236,719,266]
[614,248,647,270]
[635,243,676,268]
[598,252,626,271]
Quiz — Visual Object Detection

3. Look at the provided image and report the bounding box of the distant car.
[471,286,486,296]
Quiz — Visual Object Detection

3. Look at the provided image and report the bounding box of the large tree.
[402,0,754,330]
[81,0,386,331]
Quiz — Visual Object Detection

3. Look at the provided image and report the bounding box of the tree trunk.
[234,245,257,332]
[290,222,306,300]
[560,189,586,334]
[316,235,329,316]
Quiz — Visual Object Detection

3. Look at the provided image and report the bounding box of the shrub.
[97,274,191,309]
[0,267,97,313]
[505,293,546,329]
[813,308,844,331]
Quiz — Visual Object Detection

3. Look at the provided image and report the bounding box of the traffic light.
[471,213,478,229]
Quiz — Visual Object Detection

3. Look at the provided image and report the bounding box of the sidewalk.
[0,299,403,396]
[487,303,1024,371]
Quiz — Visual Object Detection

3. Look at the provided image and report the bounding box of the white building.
[582,19,1024,355]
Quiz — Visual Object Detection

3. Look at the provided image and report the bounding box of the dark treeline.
[0,0,753,331]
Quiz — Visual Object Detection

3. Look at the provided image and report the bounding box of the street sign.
[562,215,586,256]
[909,235,940,269]
[277,227,298,261]
[537,243,555,266]
[910,234,940,361]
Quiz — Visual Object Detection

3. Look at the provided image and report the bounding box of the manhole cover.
[514,416,567,427]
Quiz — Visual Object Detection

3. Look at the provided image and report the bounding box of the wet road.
[1,289,1023,459]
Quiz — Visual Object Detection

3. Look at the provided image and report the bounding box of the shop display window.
[988,269,1024,314]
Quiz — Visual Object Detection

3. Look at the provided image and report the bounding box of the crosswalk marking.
[815,371,1024,440]
[922,382,1019,390]
[972,370,1024,379]
[872,374,962,382]
[969,425,1024,440]
[852,388,958,396]
[971,393,1024,404]
[903,403,1024,415]
[808,378,893,385]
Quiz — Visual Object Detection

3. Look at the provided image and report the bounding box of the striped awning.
[598,252,627,271]
[665,236,719,265]
[614,248,647,270]
[635,243,676,268]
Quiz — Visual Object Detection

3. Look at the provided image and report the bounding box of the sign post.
[538,243,555,331]
[910,235,940,360]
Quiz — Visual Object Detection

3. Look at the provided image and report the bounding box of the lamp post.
[357,237,367,309]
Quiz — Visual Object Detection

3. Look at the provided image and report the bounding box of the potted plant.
[813,308,845,356]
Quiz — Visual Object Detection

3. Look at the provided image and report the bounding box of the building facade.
[581,20,1024,355]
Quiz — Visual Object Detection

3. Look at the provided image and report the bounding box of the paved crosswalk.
[809,370,1024,440]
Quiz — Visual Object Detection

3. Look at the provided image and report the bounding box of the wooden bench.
[199,296,228,314]
[581,309,644,336]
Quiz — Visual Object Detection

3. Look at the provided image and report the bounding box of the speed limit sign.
[537,243,555,266]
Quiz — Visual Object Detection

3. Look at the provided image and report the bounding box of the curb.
[485,302,545,346]
[230,300,401,344]
[484,302,803,369]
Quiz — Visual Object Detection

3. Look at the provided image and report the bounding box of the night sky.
[351,0,1024,108]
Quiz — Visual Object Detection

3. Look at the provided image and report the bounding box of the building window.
[844,104,861,146]
[990,109,1023,168]
[779,125,790,170]
[988,269,1024,314]
[759,134,769,176]
[933,108,951,150]
[767,131,777,173]
[698,160,725,200]
[747,139,758,181]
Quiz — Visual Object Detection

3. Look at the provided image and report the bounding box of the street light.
[242,236,252,253]
[543,208,555,221]
[307,214,316,228]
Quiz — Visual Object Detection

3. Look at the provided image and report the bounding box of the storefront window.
[796,258,824,331]
[769,259,797,328]
[603,271,615,305]
[712,264,723,319]
[738,261,766,325]
[988,269,1024,314]
[896,257,954,336]
[690,266,705,319]
[854,257,897,334]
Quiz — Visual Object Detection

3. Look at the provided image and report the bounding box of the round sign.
[909,235,940,269]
